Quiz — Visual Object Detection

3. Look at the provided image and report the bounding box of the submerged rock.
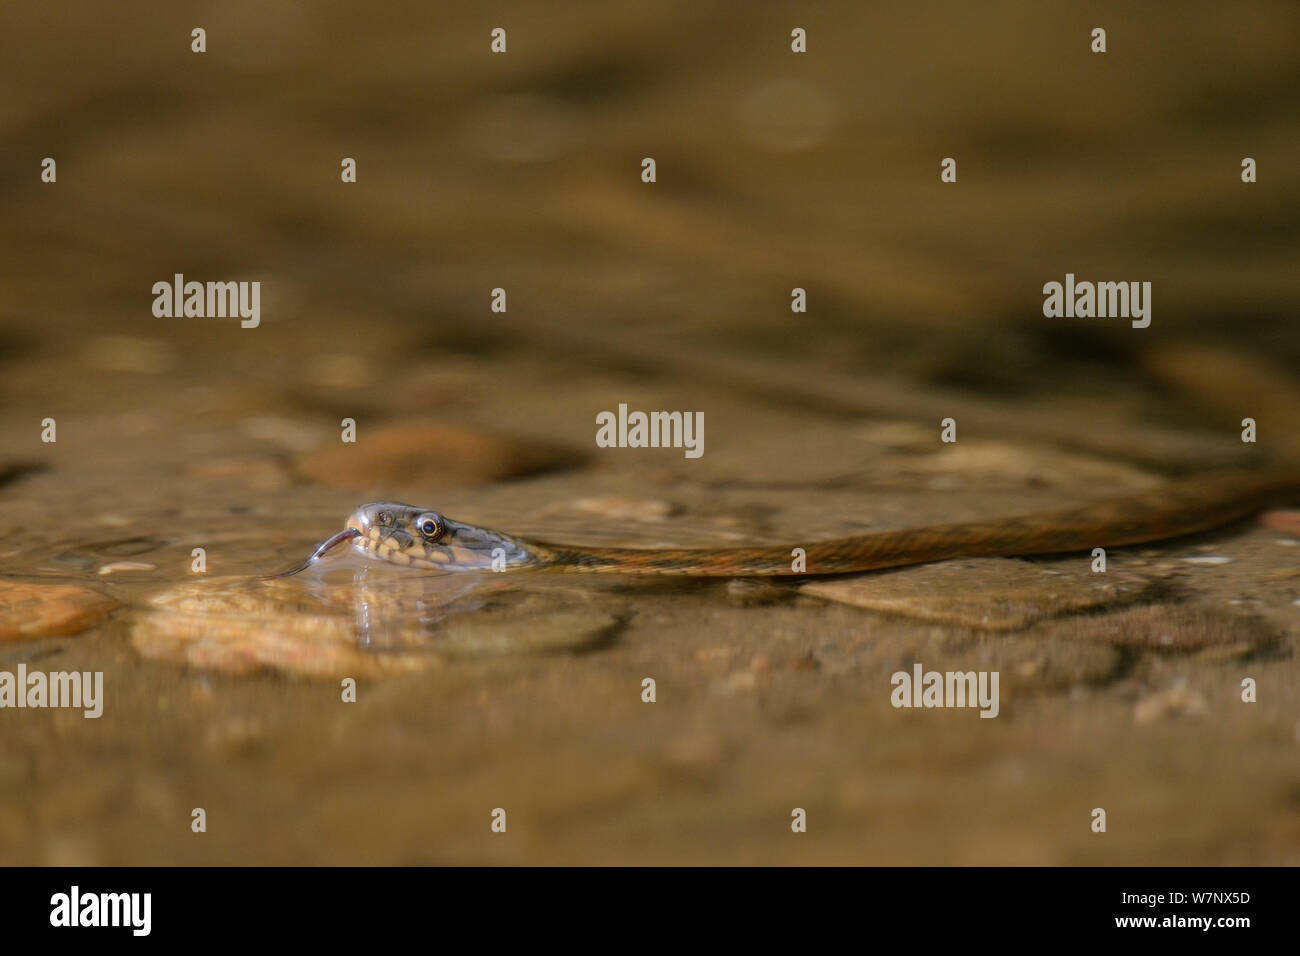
[801,558,1156,630]
[132,574,623,678]
[0,580,118,642]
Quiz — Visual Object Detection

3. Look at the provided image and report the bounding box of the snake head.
[344,502,535,572]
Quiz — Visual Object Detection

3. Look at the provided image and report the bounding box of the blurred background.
[1,1,1298,864]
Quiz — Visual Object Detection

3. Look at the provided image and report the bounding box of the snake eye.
[416,513,444,540]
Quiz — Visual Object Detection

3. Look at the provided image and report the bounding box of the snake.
[275,466,1300,578]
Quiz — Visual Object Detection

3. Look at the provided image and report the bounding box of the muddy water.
[2,1,1299,864]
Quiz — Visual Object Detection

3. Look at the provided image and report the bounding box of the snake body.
[283,467,1299,578]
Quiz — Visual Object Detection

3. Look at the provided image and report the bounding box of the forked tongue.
[265,527,361,579]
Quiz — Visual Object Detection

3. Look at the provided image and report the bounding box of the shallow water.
[2,1,1299,865]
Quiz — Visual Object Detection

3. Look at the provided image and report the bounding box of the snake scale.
[278,467,1300,578]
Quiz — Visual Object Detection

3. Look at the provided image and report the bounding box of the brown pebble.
[1258,510,1300,534]
[97,561,157,575]
[0,580,118,642]
[295,421,582,491]
[563,496,675,521]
